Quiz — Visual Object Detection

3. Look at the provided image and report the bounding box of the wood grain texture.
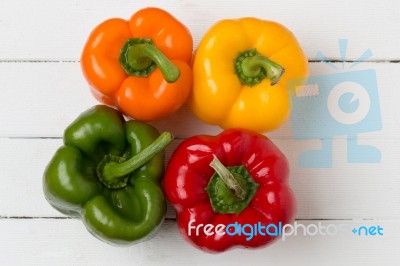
[1,136,399,219]
[0,219,399,266]
[0,0,399,264]
[0,62,399,138]
[0,0,399,61]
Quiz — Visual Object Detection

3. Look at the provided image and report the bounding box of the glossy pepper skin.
[43,105,173,245]
[163,129,296,252]
[81,7,193,121]
[191,18,309,133]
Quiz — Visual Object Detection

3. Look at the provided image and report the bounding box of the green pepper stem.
[120,39,180,83]
[209,155,246,200]
[235,49,285,86]
[98,132,173,189]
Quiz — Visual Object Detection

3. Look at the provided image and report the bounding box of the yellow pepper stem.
[235,49,285,86]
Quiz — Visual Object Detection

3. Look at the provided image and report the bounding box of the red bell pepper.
[163,129,296,252]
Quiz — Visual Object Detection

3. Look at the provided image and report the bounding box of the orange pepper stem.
[119,38,180,83]
[234,49,285,86]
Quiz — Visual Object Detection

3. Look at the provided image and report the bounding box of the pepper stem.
[235,48,285,86]
[209,155,246,200]
[119,38,180,83]
[206,155,259,214]
[97,132,173,189]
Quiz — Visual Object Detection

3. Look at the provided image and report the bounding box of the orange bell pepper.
[81,7,193,121]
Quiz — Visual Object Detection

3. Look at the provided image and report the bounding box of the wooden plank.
[0,137,177,219]
[1,137,399,219]
[0,62,399,138]
[0,0,399,60]
[0,62,98,138]
[0,218,398,265]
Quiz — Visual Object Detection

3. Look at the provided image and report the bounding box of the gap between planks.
[1,59,400,63]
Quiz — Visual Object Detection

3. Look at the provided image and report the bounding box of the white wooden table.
[1,0,399,265]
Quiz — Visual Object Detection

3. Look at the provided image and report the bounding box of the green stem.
[235,49,285,86]
[97,132,173,189]
[209,155,246,200]
[206,155,259,214]
[119,38,180,83]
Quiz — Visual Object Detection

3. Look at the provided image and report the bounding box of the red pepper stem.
[209,155,246,200]
[126,43,180,83]
[97,132,173,189]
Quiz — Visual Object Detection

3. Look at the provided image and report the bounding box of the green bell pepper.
[43,105,173,245]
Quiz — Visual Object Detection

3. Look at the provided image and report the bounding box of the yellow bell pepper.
[191,17,309,132]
